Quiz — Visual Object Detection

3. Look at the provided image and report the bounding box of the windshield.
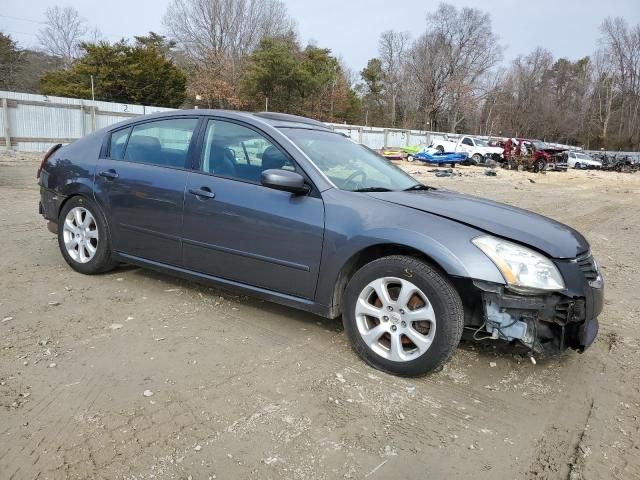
[281,128,420,191]
[475,138,488,146]
[575,153,591,160]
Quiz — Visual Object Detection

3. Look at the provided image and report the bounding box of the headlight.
[472,235,565,292]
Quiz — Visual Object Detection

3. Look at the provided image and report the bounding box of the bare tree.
[475,68,505,136]
[402,3,503,132]
[378,30,410,127]
[188,50,245,108]
[599,17,640,147]
[352,7,638,148]
[163,0,295,64]
[37,6,88,66]
[591,49,615,142]
[493,48,554,138]
[406,31,450,130]
[87,27,105,44]
[432,3,503,131]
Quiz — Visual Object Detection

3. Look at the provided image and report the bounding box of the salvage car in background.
[567,151,602,169]
[38,111,603,376]
[406,148,467,166]
[430,135,503,165]
[505,139,568,172]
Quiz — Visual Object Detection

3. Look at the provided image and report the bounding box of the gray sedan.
[38,111,603,376]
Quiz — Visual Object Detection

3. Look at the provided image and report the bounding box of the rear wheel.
[342,256,464,376]
[472,153,483,165]
[58,196,116,274]
[574,162,581,169]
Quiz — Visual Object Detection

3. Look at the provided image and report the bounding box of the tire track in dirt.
[1,331,131,477]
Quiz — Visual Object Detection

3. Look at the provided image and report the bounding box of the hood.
[368,189,589,258]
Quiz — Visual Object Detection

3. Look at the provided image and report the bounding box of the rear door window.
[123,118,198,168]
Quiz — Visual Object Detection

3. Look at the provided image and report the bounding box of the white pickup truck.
[430,135,503,164]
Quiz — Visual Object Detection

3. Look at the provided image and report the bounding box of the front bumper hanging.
[472,264,603,356]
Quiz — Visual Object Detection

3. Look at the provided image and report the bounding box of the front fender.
[315,189,506,307]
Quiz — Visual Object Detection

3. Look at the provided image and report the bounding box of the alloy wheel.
[355,277,436,362]
[62,207,99,263]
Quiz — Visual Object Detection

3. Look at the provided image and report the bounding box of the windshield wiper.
[352,187,393,192]
[403,184,433,191]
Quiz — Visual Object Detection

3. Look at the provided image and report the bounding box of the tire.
[342,255,464,376]
[407,155,415,162]
[435,145,444,153]
[533,159,545,173]
[57,196,117,275]
[472,153,483,165]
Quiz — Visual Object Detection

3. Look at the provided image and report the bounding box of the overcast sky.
[2,0,639,73]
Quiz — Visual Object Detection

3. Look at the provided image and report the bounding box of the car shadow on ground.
[105,264,345,332]
[101,265,574,370]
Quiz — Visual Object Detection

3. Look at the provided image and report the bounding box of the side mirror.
[261,169,310,195]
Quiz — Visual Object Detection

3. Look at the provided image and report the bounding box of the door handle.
[99,169,119,180]
[188,187,215,199]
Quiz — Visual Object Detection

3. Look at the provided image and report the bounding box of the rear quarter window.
[109,127,132,160]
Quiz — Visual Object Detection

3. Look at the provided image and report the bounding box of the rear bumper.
[39,187,62,234]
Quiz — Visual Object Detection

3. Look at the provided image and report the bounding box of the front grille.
[576,253,599,281]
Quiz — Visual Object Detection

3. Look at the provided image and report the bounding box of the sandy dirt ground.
[0,150,639,480]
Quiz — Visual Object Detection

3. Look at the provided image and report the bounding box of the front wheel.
[342,256,464,376]
[406,155,415,162]
[58,196,116,275]
[533,159,546,173]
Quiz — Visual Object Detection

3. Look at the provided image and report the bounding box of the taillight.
[37,143,62,179]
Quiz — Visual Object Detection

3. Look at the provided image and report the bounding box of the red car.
[505,139,567,172]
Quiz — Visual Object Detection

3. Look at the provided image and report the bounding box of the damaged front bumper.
[472,252,604,355]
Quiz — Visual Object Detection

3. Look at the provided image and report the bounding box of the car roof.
[122,109,333,131]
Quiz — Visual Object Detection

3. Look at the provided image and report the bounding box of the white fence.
[0,90,173,152]
[1,90,638,161]
[326,124,434,150]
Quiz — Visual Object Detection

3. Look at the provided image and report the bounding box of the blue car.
[408,151,467,165]
[37,111,603,376]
